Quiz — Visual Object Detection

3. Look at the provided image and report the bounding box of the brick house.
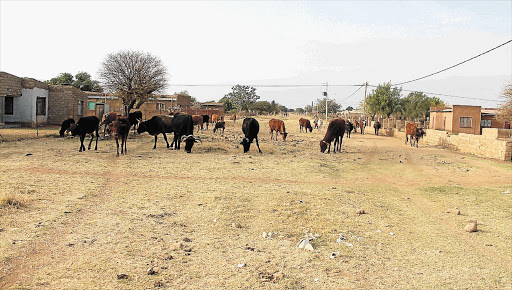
[0,72,49,127]
[429,105,509,135]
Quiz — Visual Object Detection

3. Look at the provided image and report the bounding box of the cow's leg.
[153,135,158,149]
[162,132,170,148]
[116,137,120,157]
[88,133,94,150]
[255,136,262,153]
[94,128,99,150]
[124,135,128,154]
[79,135,85,152]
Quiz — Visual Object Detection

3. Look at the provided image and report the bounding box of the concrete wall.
[3,87,48,126]
[389,128,512,161]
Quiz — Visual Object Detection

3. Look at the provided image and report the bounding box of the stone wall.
[48,86,88,125]
[389,128,512,161]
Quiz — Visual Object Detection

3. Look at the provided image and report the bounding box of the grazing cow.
[192,115,204,132]
[112,117,131,157]
[299,118,313,133]
[212,114,220,123]
[213,121,225,134]
[405,123,426,148]
[269,118,288,141]
[346,121,353,138]
[232,114,237,125]
[137,115,174,149]
[202,115,209,130]
[172,114,201,153]
[241,118,262,153]
[320,118,346,153]
[359,120,365,134]
[100,112,121,136]
[59,118,75,137]
[128,111,143,135]
[71,116,100,152]
[374,121,382,136]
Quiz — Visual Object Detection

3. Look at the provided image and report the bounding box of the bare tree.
[497,83,512,123]
[99,50,168,114]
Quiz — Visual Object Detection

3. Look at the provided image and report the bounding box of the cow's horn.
[193,136,202,143]
[181,135,190,141]
[322,140,329,144]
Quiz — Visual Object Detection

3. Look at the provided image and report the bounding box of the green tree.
[296,108,305,114]
[346,106,354,111]
[99,50,168,113]
[315,97,341,114]
[223,84,260,111]
[304,105,313,113]
[73,72,103,92]
[249,101,272,114]
[47,73,74,86]
[401,92,446,120]
[218,96,234,111]
[365,82,402,118]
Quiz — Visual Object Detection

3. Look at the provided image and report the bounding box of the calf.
[269,118,288,141]
[359,120,365,134]
[192,115,204,132]
[320,118,345,153]
[100,112,121,136]
[71,116,100,152]
[346,121,353,138]
[212,114,220,123]
[137,115,174,149]
[128,111,143,135]
[213,121,225,134]
[299,118,313,133]
[405,123,426,147]
[172,114,201,153]
[113,117,131,157]
[241,118,262,153]
[59,118,75,137]
[374,121,382,136]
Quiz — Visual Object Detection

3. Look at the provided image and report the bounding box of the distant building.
[429,105,509,135]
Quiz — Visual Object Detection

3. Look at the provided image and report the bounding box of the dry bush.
[0,190,28,209]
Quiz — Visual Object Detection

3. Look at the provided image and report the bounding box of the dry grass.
[0,114,511,289]
[0,126,60,142]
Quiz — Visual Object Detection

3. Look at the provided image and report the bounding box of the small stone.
[147,267,157,275]
[502,190,510,194]
[297,239,314,251]
[272,272,284,282]
[345,242,353,247]
[465,220,478,232]
[314,278,319,282]
[117,274,128,280]
[237,263,246,268]
[232,223,242,228]
[390,232,395,236]
[154,281,164,287]
[330,251,340,259]
[355,209,365,215]
[183,237,192,242]
[261,232,268,239]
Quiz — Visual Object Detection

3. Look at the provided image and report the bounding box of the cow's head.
[282,132,288,140]
[136,122,148,134]
[240,137,251,153]
[419,128,426,138]
[70,124,81,136]
[181,135,201,153]
[320,140,329,153]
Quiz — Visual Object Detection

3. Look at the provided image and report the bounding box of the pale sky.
[1,0,511,109]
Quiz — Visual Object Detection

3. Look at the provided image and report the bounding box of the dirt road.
[1,115,511,288]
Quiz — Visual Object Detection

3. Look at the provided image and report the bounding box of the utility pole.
[363,82,368,119]
[324,82,328,122]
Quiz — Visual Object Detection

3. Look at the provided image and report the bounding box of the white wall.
[3,87,48,125]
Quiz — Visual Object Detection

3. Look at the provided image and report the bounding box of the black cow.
[137,115,174,149]
[172,114,201,153]
[113,117,131,157]
[202,115,210,130]
[345,121,353,138]
[320,118,345,153]
[71,116,100,152]
[213,121,225,134]
[241,118,262,153]
[59,118,75,137]
[374,121,382,136]
[128,111,143,135]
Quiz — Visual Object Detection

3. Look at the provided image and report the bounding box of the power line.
[340,85,364,101]
[171,83,361,88]
[393,39,512,86]
[366,84,500,102]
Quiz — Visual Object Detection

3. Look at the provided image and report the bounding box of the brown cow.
[320,118,345,153]
[232,114,237,125]
[269,118,288,141]
[299,118,313,133]
[405,123,426,147]
[359,120,365,134]
[192,115,204,132]
[212,114,220,123]
[112,117,130,157]
[100,112,122,136]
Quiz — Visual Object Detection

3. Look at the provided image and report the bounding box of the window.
[77,100,84,115]
[88,101,96,110]
[481,119,492,128]
[460,117,472,128]
[5,96,13,115]
[156,103,165,110]
[36,97,46,115]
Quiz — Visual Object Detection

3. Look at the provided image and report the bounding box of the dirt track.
[1,115,511,289]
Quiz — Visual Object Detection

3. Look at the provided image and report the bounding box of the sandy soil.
[0,115,511,289]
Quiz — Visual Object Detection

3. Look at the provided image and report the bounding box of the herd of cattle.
[59,112,426,156]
